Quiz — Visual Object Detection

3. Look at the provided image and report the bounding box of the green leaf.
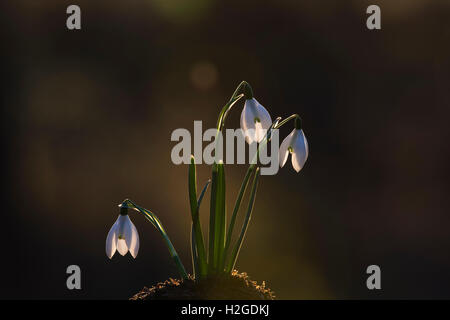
[197,179,210,207]
[225,167,261,273]
[208,162,226,273]
[190,224,198,277]
[222,164,255,271]
[215,162,226,272]
[190,179,210,279]
[208,163,219,273]
[188,156,208,278]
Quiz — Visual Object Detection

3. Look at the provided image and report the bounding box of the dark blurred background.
[1,0,450,299]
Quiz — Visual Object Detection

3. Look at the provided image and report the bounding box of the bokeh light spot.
[190,61,218,90]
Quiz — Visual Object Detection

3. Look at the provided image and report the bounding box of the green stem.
[120,199,189,279]
[216,80,253,132]
[225,168,261,273]
[220,118,281,272]
[222,164,255,270]
[274,114,300,129]
[216,93,244,132]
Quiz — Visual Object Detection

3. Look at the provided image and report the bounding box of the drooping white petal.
[128,221,140,258]
[117,215,127,237]
[116,215,130,256]
[291,129,308,172]
[240,100,257,144]
[279,129,295,168]
[117,239,128,256]
[241,98,272,143]
[254,121,266,143]
[122,215,134,250]
[106,220,118,259]
[255,101,272,135]
[291,152,302,172]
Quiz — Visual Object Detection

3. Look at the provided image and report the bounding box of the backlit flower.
[279,128,309,172]
[106,212,139,259]
[240,98,272,144]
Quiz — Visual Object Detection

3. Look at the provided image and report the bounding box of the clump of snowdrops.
[105,81,308,280]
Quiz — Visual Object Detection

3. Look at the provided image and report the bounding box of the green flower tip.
[118,199,131,209]
[190,154,196,164]
[294,116,302,130]
[119,206,128,216]
[242,81,253,100]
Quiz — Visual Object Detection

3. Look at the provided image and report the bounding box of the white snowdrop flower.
[279,126,309,173]
[240,98,272,144]
[106,211,139,259]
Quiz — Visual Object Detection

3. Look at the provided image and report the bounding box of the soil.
[130,270,275,300]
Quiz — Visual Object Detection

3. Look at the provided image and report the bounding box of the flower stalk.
[120,199,188,279]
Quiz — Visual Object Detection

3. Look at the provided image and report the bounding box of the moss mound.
[130,271,275,300]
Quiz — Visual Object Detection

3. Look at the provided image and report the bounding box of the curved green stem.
[120,199,188,279]
[216,80,253,132]
[274,114,300,129]
[220,117,280,272]
[216,93,244,131]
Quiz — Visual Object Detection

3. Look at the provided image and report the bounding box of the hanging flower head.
[106,207,140,259]
[279,117,309,172]
[240,85,272,144]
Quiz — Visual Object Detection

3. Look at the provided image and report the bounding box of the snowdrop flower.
[240,98,272,144]
[106,208,139,259]
[279,118,309,172]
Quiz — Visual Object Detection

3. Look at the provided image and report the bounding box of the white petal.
[254,121,266,143]
[117,239,128,256]
[279,129,295,168]
[291,152,302,172]
[117,215,128,237]
[254,101,272,137]
[304,131,309,156]
[122,216,134,249]
[241,99,257,144]
[291,130,308,172]
[128,221,140,258]
[116,215,130,256]
[105,220,118,259]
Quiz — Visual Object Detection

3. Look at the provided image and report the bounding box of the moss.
[130,270,275,300]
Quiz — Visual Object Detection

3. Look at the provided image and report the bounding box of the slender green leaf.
[221,164,255,271]
[208,163,218,273]
[190,179,210,279]
[190,223,198,278]
[225,168,261,273]
[188,156,208,278]
[215,162,226,272]
[197,179,210,207]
